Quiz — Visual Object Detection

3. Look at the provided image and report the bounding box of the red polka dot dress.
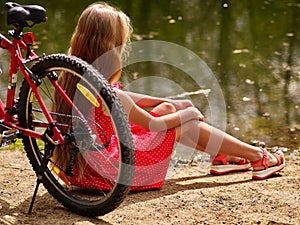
[69,84,176,191]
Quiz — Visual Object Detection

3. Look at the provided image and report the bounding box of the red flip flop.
[210,154,251,175]
[251,149,285,180]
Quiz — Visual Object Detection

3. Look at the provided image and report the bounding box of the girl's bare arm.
[124,91,194,110]
[117,90,203,132]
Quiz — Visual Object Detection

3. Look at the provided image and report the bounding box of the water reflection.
[0,0,299,149]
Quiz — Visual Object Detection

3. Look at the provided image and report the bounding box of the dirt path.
[0,150,299,225]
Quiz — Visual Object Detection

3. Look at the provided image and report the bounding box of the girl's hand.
[180,107,204,122]
[170,99,194,110]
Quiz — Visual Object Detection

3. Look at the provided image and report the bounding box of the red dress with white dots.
[69,84,176,191]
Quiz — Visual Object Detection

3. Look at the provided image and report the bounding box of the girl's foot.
[251,148,285,180]
[210,154,251,175]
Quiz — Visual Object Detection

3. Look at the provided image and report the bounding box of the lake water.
[0,0,300,151]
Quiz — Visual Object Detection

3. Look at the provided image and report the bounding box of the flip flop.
[210,154,251,175]
[251,149,285,180]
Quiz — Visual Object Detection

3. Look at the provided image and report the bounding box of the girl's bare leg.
[175,120,280,170]
[150,103,280,170]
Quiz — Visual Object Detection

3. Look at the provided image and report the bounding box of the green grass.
[0,138,45,152]
[0,138,24,151]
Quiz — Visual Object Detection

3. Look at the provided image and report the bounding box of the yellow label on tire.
[76,83,100,108]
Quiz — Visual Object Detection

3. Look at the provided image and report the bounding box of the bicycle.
[0,2,134,217]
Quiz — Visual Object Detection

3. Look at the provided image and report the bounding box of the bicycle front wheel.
[18,54,134,217]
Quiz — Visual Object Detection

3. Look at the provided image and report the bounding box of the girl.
[56,2,285,191]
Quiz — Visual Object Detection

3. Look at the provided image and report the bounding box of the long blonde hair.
[52,2,132,178]
[69,2,132,82]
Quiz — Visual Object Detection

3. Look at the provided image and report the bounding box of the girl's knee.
[161,102,176,113]
[152,102,176,115]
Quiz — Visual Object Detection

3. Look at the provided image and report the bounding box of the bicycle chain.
[32,108,110,150]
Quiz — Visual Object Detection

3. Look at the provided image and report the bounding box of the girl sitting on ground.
[55,2,285,191]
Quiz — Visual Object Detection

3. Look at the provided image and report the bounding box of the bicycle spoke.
[18,54,134,216]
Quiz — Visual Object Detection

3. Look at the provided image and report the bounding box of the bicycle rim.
[18,54,134,217]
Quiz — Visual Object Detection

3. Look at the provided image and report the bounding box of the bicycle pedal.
[0,129,20,147]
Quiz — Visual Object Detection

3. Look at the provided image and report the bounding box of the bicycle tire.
[17,54,134,217]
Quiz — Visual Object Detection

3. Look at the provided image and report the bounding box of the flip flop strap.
[250,149,269,169]
[211,154,227,165]
[272,152,283,166]
[237,158,250,165]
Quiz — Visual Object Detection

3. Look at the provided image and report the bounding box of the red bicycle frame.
[0,30,66,144]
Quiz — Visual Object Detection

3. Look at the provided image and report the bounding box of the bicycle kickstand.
[28,140,55,214]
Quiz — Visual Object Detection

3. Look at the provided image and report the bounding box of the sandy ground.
[0,149,299,225]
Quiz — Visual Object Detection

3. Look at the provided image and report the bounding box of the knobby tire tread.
[17,54,134,217]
